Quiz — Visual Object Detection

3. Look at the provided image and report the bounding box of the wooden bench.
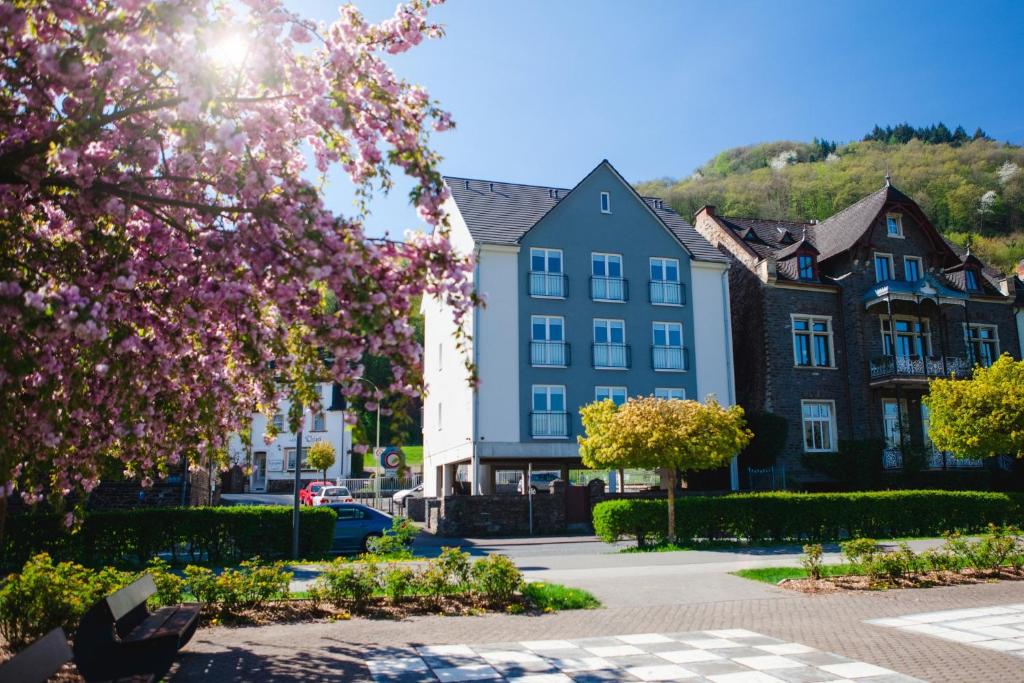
[0,628,73,683]
[73,574,199,682]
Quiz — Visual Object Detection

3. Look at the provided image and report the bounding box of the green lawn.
[402,445,423,467]
[732,564,862,584]
[522,582,601,611]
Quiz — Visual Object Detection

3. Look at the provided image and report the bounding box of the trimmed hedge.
[593,491,1024,546]
[2,505,336,569]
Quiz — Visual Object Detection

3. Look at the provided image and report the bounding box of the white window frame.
[903,256,923,282]
[593,318,625,344]
[531,385,568,439]
[874,252,895,283]
[654,387,685,400]
[651,321,686,372]
[311,411,326,432]
[965,323,1000,367]
[600,191,611,214]
[529,247,565,298]
[649,257,682,306]
[595,386,627,405]
[881,316,933,357]
[801,400,837,453]
[791,314,836,368]
[885,213,904,238]
[285,447,314,471]
[271,412,284,432]
[531,315,565,341]
[591,252,625,302]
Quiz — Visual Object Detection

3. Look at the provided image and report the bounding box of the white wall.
[475,245,521,442]
[690,261,736,406]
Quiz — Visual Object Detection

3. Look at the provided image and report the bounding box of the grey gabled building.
[693,180,1021,485]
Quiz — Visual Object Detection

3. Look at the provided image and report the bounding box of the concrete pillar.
[442,463,457,496]
[476,464,494,494]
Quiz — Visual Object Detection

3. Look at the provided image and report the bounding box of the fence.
[335,474,421,514]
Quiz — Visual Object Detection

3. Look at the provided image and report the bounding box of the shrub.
[382,565,416,603]
[145,558,185,608]
[801,544,823,580]
[182,565,219,605]
[471,555,523,606]
[593,491,1023,547]
[840,538,878,566]
[366,517,417,558]
[437,547,472,589]
[313,559,378,611]
[2,505,337,570]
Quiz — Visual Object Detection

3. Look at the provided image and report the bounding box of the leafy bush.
[145,558,185,607]
[366,517,417,558]
[2,505,337,569]
[471,555,523,605]
[382,565,416,603]
[800,544,823,580]
[209,560,292,612]
[840,538,878,566]
[313,558,379,611]
[593,491,1023,546]
[437,547,472,589]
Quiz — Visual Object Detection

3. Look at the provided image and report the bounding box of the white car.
[392,484,424,505]
[312,486,354,506]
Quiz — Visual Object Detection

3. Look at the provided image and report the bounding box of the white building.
[227,382,352,492]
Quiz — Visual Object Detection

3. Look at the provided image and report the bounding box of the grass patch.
[402,445,423,466]
[619,534,968,554]
[733,564,861,584]
[522,582,601,611]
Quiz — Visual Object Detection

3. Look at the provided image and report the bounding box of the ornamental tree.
[579,396,751,542]
[0,0,474,518]
[925,354,1024,460]
[307,441,336,483]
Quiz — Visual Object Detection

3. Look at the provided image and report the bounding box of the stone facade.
[433,489,567,537]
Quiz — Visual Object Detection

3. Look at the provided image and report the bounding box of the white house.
[421,160,738,498]
[227,382,352,492]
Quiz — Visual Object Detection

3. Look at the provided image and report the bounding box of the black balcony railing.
[528,272,567,298]
[530,411,569,438]
[869,355,970,380]
[590,276,628,302]
[530,340,570,367]
[649,280,685,305]
[592,343,630,369]
[652,345,688,371]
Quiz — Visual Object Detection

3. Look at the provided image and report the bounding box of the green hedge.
[593,491,1024,546]
[2,506,336,569]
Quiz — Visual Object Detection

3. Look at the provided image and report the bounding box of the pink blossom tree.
[0,0,473,517]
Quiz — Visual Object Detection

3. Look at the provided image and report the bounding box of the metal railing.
[869,355,970,380]
[649,281,685,305]
[882,447,984,471]
[652,345,688,370]
[530,411,569,438]
[590,276,628,302]
[528,272,567,298]
[592,343,630,369]
[530,340,570,367]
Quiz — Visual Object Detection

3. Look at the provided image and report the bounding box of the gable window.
[797,255,815,281]
[652,321,686,370]
[272,412,284,432]
[964,268,980,292]
[886,213,904,238]
[593,318,628,368]
[595,386,627,405]
[874,253,894,282]
[966,324,999,367]
[531,315,567,366]
[792,315,834,368]
[600,191,611,214]
[801,400,836,452]
[591,253,626,301]
[531,385,568,438]
[654,387,685,400]
[649,257,683,305]
[881,317,932,358]
[529,247,565,298]
[904,256,922,282]
[311,411,326,432]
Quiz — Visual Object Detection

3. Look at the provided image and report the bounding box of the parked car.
[299,480,333,506]
[324,503,393,553]
[518,471,560,494]
[311,486,354,506]
[392,483,423,505]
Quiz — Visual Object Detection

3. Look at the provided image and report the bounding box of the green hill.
[638,130,1024,274]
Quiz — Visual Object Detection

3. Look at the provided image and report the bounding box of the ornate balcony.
[869,355,970,384]
[882,446,984,471]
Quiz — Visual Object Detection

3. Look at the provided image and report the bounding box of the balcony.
[590,276,628,302]
[883,446,984,471]
[528,272,567,298]
[592,343,630,369]
[649,281,685,305]
[652,345,688,371]
[530,340,569,367]
[530,411,569,438]
[869,355,970,384]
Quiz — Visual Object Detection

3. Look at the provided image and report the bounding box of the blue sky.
[291,0,1024,237]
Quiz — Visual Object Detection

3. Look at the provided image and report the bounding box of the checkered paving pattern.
[868,603,1024,657]
[366,630,921,682]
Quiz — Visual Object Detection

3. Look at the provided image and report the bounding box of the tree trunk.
[666,468,677,544]
[618,468,625,493]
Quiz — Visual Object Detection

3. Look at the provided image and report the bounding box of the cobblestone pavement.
[171,581,1024,682]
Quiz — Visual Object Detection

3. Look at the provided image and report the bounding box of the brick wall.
[436,490,566,537]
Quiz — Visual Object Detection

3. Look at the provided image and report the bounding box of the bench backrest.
[106,573,157,621]
[0,628,72,683]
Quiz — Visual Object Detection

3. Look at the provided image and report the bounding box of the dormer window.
[886,213,904,238]
[797,255,815,281]
[964,268,980,291]
[600,192,611,214]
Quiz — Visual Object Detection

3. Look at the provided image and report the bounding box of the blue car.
[324,503,393,553]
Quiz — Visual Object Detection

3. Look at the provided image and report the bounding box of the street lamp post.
[354,377,382,504]
[291,399,303,560]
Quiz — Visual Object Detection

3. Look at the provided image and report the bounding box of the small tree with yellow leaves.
[579,396,752,542]
[307,441,337,483]
[925,354,1024,461]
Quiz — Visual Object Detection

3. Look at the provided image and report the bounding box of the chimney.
[697,205,716,218]
[553,189,559,199]
[464,179,469,190]
[488,182,494,192]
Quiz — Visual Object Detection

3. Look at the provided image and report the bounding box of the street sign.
[376,446,402,471]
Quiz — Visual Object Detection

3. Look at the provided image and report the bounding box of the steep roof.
[443,163,727,263]
[714,216,817,260]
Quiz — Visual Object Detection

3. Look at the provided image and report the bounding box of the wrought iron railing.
[528,272,567,298]
[649,280,685,305]
[869,355,970,380]
[530,341,569,367]
[592,343,630,369]
[530,411,569,438]
[590,276,628,302]
[883,446,984,470]
[652,345,688,371]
